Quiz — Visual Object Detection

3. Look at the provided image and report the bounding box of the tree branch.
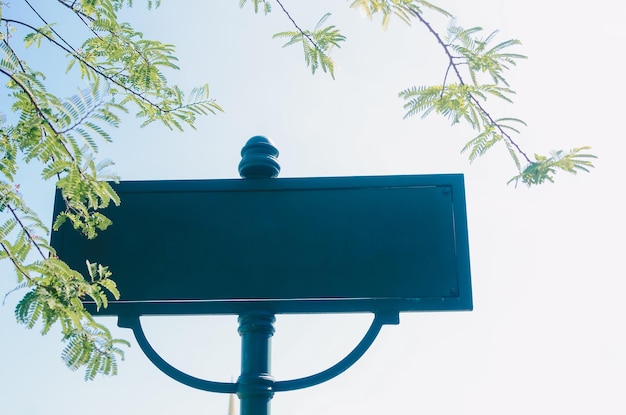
[0,66,80,166]
[1,18,178,116]
[408,7,532,164]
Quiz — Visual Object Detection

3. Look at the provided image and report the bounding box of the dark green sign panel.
[50,174,472,315]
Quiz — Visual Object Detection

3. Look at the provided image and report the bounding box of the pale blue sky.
[1,1,625,414]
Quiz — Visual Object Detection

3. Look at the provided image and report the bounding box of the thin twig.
[0,241,33,281]
[6,203,47,259]
[24,0,77,54]
[275,0,324,54]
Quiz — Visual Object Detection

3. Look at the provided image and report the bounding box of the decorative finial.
[238,136,280,179]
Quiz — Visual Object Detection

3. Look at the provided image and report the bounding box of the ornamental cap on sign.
[238,136,280,179]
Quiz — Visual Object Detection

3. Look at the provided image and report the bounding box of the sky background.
[1,1,625,414]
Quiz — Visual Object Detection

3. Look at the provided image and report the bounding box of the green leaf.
[508,147,597,187]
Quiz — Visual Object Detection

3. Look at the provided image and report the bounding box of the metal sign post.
[50,136,473,415]
[237,312,275,415]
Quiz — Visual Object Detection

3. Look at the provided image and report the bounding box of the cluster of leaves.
[1,0,221,379]
[239,0,272,15]
[349,0,450,28]
[397,20,595,185]
[273,13,346,79]
[241,0,596,186]
[1,181,127,379]
[12,257,129,380]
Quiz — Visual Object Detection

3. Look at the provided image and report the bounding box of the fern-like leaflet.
[272,12,346,79]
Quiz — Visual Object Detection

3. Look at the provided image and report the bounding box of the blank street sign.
[50,174,472,315]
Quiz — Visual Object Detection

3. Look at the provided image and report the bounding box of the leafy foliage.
[1,0,221,379]
[240,1,346,79]
[508,147,597,186]
[242,0,595,185]
[272,13,346,79]
[12,258,128,379]
[239,0,272,15]
[396,21,596,185]
[349,0,451,28]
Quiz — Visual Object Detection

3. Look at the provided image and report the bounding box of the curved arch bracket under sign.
[117,312,399,394]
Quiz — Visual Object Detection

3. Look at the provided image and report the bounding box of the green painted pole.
[236,136,279,415]
[237,312,276,415]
